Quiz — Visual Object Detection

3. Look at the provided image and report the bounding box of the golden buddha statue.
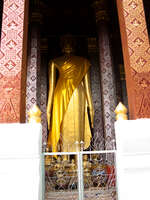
[47,34,94,153]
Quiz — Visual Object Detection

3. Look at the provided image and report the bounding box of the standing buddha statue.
[47,35,94,153]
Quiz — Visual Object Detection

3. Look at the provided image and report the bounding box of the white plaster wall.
[115,119,150,200]
[0,123,43,200]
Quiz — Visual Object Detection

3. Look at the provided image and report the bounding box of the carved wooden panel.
[117,0,150,119]
[89,53,105,150]
[26,24,41,121]
[0,0,28,122]
[40,52,48,148]
[98,24,117,151]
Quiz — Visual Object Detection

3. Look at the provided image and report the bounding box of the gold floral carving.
[131,19,141,27]
[129,1,138,9]
[134,38,143,47]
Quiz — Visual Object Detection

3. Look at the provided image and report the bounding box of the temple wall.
[0,123,43,200]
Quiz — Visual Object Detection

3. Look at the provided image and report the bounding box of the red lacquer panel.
[0,0,28,122]
[117,0,150,119]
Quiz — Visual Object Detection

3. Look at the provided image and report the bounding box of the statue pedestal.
[115,119,150,200]
[0,123,43,200]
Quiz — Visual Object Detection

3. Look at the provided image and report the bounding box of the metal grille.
[44,151,117,200]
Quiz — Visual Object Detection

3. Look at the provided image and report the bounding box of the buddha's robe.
[47,55,94,152]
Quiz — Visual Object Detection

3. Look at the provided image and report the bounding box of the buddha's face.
[61,35,75,54]
[62,43,74,54]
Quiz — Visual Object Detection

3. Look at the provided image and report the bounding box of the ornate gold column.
[26,11,42,121]
[116,0,150,119]
[88,37,105,150]
[94,0,117,151]
[40,38,48,150]
[0,0,29,122]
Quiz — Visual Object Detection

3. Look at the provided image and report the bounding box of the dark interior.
[29,0,122,61]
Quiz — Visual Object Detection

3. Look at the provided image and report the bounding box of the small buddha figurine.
[65,159,76,176]
[83,155,91,174]
[54,156,63,171]
[70,159,77,174]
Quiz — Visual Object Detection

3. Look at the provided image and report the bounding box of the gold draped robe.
[47,55,94,152]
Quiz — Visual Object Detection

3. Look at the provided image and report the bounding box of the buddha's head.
[60,34,76,54]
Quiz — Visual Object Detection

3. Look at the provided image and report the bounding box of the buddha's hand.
[90,108,94,128]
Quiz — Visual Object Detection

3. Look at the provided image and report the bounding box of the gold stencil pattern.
[117,0,150,118]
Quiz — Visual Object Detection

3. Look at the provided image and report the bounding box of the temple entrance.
[26,0,127,150]
[0,0,150,199]
[26,1,123,199]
